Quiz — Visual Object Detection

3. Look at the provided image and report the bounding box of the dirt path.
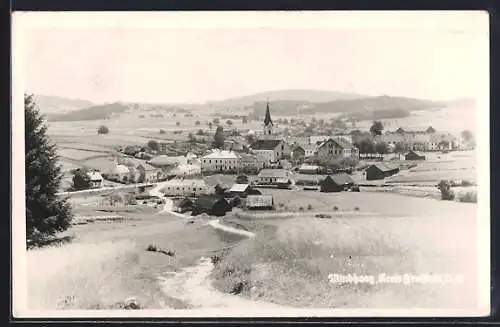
[157,257,287,309]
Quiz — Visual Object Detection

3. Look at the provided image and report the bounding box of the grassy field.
[213,192,478,309]
[26,201,246,310]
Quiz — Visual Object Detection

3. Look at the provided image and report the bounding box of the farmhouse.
[102,160,130,183]
[405,150,426,161]
[200,150,240,173]
[316,138,359,162]
[365,163,400,181]
[191,195,232,217]
[136,163,163,182]
[239,153,263,172]
[251,139,290,164]
[320,173,356,192]
[161,178,210,197]
[256,169,294,185]
[228,184,262,198]
[86,170,103,188]
[246,195,275,210]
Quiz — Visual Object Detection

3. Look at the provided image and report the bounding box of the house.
[246,195,275,210]
[303,144,318,157]
[200,150,241,173]
[136,163,163,183]
[191,195,232,216]
[239,153,263,172]
[251,139,291,164]
[320,173,356,192]
[256,169,294,185]
[405,150,426,161]
[316,138,359,162]
[161,178,211,196]
[102,160,130,183]
[298,164,321,174]
[86,170,103,188]
[365,163,400,180]
[228,184,262,198]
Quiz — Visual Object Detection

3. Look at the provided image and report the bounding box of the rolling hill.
[204,89,367,110]
[47,102,131,121]
[33,95,95,114]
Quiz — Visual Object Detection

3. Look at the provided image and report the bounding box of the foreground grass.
[26,207,244,310]
[212,196,477,309]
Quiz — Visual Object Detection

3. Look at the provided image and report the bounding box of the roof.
[406,150,425,157]
[202,150,240,160]
[324,173,356,185]
[369,163,399,172]
[299,164,320,171]
[136,162,159,171]
[257,169,290,179]
[196,195,229,210]
[239,153,258,161]
[161,178,206,189]
[318,138,353,150]
[251,139,282,151]
[295,174,327,183]
[204,174,235,188]
[86,170,103,181]
[246,195,274,207]
[110,164,130,175]
[229,184,250,193]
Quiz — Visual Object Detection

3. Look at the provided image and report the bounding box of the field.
[213,191,478,309]
[26,199,246,310]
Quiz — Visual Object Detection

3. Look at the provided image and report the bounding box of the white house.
[161,178,212,197]
[86,170,103,188]
[200,150,241,173]
[102,160,130,183]
[256,169,294,185]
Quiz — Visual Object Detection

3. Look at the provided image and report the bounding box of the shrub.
[354,206,360,211]
[97,125,109,134]
[333,206,339,211]
[146,244,158,252]
[278,203,285,208]
[458,191,477,203]
[176,122,180,126]
[159,129,166,134]
[307,204,313,210]
[437,180,455,201]
[299,206,304,211]
[461,180,474,187]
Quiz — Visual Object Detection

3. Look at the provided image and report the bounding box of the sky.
[16,11,489,104]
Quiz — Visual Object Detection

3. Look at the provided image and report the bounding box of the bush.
[458,191,477,203]
[176,122,180,126]
[461,180,474,187]
[146,244,158,252]
[333,206,339,211]
[299,207,304,211]
[307,204,313,210]
[354,206,360,211]
[437,180,455,201]
[278,203,285,208]
[97,125,109,134]
[159,129,166,134]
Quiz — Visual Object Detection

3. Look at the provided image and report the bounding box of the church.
[249,102,292,164]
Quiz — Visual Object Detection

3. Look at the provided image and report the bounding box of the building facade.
[200,150,241,173]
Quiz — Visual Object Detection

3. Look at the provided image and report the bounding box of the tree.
[245,133,256,146]
[375,142,389,155]
[370,121,384,136]
[213,118,220,125]
[72,169,91,191]
[461,130,474,142]
[283,118,289,125]
[226,120,233,126]
[208,122,213,130]
[197,129,204,136]
[426,126,436,133]
[188,133,196,144]
[195,120,201,126]
[97,125,109,134]
[242,116,248,124]
[159,129,166,134]
[176,121,180,126]
[137,169,146,183]
[147,140,159,151]
[25,94,73,247]
[396,127,405,134]
[213,126,225,149]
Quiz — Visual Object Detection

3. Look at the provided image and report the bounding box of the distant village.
[68,102,476,216]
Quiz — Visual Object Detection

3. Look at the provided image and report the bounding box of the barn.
[228,183,262,198]
[405,150,426,161]
[191,195,232,217]
[320,173,356,192]
[245,195,275,210]
[365,163,400,181]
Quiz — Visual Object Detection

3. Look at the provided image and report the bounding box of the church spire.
[264,101,273,126]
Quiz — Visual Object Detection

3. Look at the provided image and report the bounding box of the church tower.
[263,102,274,138]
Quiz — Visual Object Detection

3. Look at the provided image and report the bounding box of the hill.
[33,95,95,114]
[205,89,367,110]
[47,102,130,121]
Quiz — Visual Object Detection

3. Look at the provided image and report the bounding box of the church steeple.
[263,101,274,137]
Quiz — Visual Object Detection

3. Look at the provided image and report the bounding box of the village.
[63,102,477,218]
